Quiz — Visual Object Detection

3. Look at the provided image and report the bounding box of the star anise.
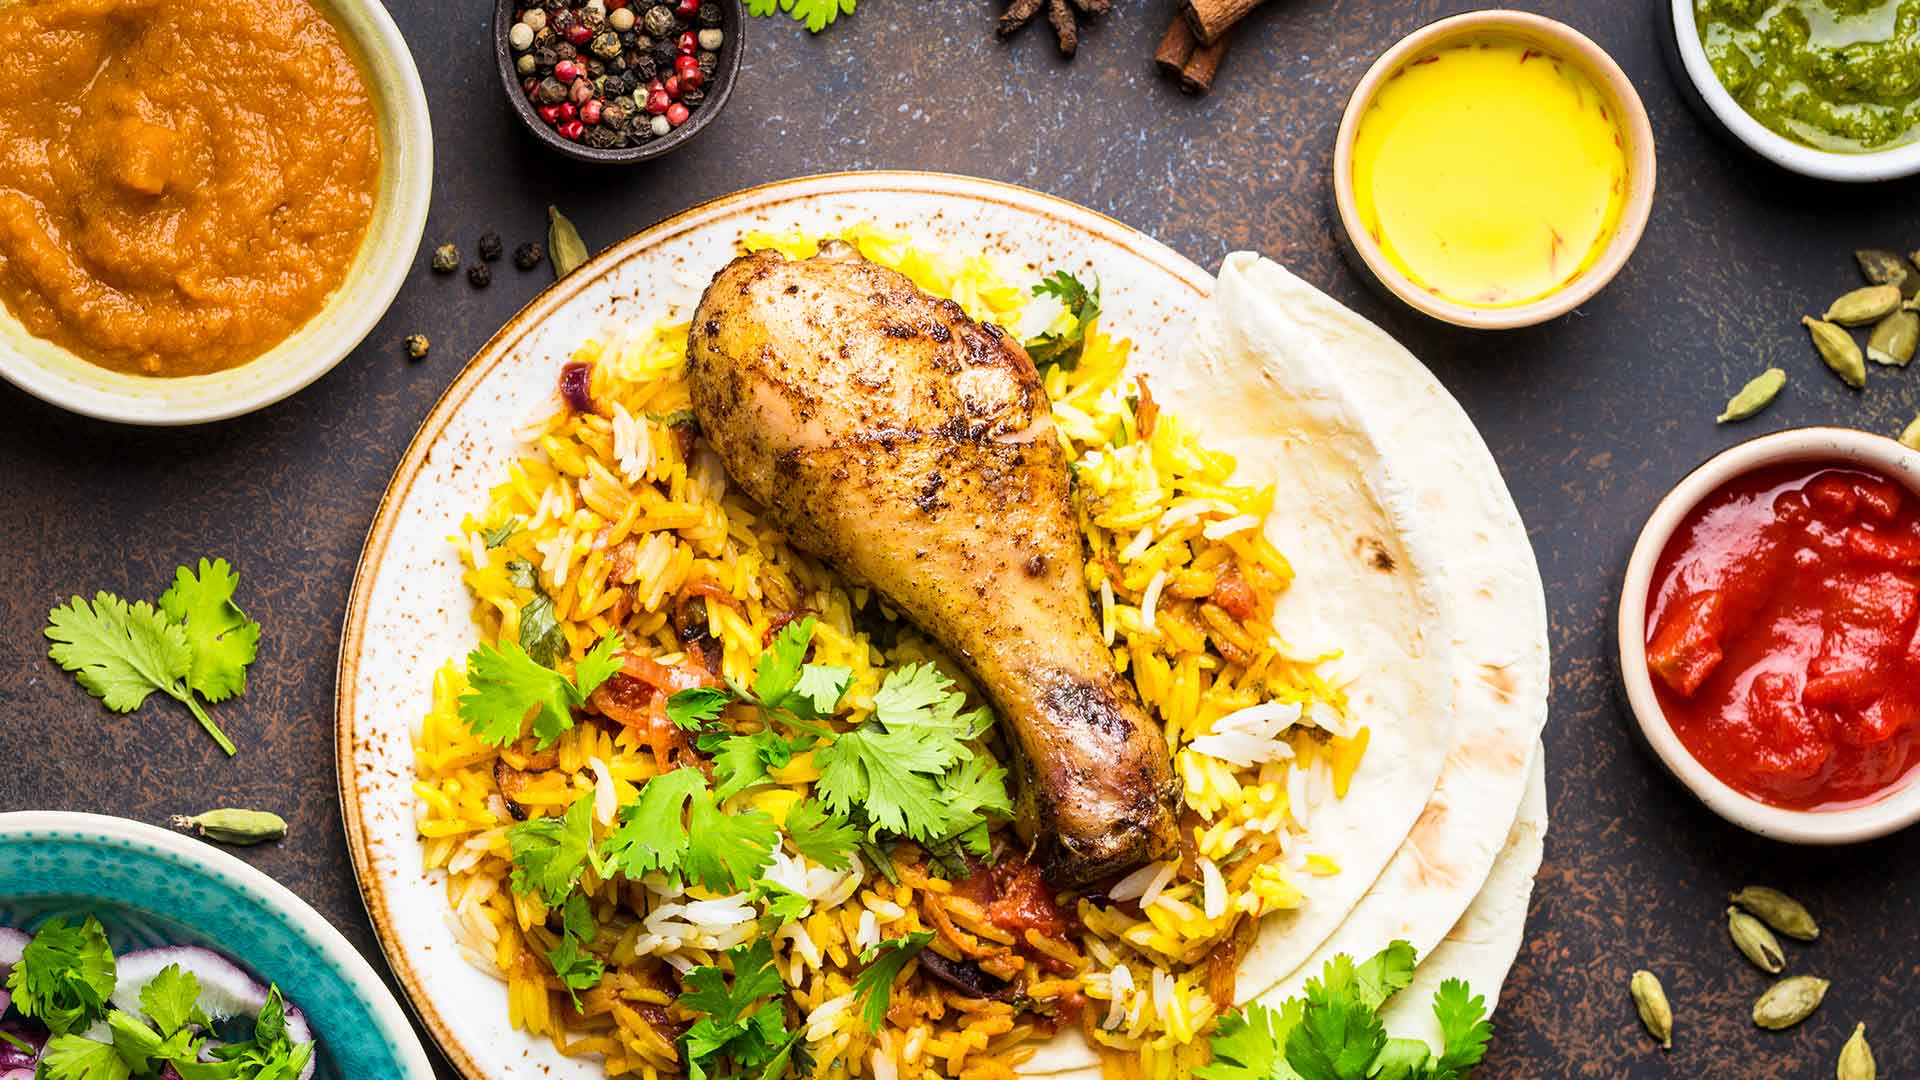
[997,0,1111,57]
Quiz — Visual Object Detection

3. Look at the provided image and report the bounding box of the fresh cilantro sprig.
[781,799,861,870]
[813,663,1012,855]
[851,931,932,1033]
[1194,942,1492,1080]
[745,0,853,33]
[6,916,116,1036]
[1025,270,1101,373]
[508,792,603,905]
[459,631,622,749]
[678,939,800,1080]
[544,893,606,1008]
[44,559,262,756]
[599,767,778,893]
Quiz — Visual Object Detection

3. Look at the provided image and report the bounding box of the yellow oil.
[1350,36,1631,308]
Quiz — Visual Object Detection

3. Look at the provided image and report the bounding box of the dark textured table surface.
[4,0,1920,1075]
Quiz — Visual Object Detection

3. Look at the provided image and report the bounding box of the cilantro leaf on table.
[851,931,932,1033]
[459,631,621,748]
[7,916,116,1036]
[509,792,601,905]
[1025,270,1101,373]
[780,799,860,870]
[1429,980,1493,1078]
[600,768,776,892]
[1200,942,1493,1080]
[545,893,606,1007]
[1194,1002,1303,1080]
[157,558,261,705]
[746,0,854,33]
[44,591,237,756]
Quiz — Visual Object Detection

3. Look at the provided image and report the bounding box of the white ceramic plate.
[335,172,1548,1077]
[0,0,432,425]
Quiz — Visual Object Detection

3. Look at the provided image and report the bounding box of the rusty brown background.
[4,0,1920,1074]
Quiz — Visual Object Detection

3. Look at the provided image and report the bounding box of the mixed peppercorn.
[510,0,725,148]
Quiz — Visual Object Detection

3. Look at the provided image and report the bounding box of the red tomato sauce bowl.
[1619,428,1920,843]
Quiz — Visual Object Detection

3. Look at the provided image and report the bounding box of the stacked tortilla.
[1026,253,1551,1074]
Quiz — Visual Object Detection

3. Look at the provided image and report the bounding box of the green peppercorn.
[404,334,430,360]
[430,243,458,273]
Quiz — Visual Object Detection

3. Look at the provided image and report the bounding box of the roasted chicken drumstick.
[686,242,1181,886]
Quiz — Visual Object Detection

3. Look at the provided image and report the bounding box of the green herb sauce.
[1696,0,1920,151]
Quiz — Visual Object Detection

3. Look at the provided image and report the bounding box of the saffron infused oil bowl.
[0,811,436,1076]
[1332,11,1656,329]
[1618,427,1920,844]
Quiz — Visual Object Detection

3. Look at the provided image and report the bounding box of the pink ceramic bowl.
[1332,11,1657,330]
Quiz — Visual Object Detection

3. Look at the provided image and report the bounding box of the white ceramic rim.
[1670,0,1920,182]
[0,0,434,426]
[1331,10,1658,330]
[0,810,437,1076]
[1618,427,1920,843]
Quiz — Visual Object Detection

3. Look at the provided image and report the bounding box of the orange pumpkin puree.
[0,0,380,377]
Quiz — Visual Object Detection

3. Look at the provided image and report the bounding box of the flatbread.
[1380,743,1547,1044]
[1213,254,1550,1003]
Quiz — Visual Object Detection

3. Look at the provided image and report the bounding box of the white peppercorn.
[509,21,535,50]
[696,27,722,49]
[609,7,634,31]
[522,7,547,29]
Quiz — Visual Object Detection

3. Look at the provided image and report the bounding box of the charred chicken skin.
[685,241,1181,887]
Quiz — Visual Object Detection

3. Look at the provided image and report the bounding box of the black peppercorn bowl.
[494,0,743,164]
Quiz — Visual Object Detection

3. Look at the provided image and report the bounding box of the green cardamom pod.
[1804,317,1867,388]
[1728,906,1786,973]
[1838,1022,1875,1080]
[1717,368,1787,423]
[1901,414,1920,452]
[1867,310,1918,366]
[1825,284,1902,326]
[1731,885,1821,940]
[1855,248,1916,297]
[548,206,589,280]
[1753,975,1829,1030]
[169,808,288,846]
[1630,969,1673,1050]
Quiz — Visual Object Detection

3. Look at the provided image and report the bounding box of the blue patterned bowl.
[0,812,434,1078]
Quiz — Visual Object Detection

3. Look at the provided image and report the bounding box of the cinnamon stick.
[1178,29,1232,94]
[1182,0,1267,45]
[1154,13,1198,73]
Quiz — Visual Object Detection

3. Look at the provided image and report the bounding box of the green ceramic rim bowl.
[0,0,433,426]
[0,811,437,1076]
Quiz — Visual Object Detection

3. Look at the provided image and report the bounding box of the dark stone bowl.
[494,0,744,164]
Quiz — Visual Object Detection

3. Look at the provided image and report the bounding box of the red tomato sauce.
[1645,462,1920,809]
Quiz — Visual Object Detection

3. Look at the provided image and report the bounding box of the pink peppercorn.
[554,59,580,82]
[538,103,563,123]
[679,69,703,92]
[565,23,592,44]
[645,88,671,114]
[664,75,681,98]
[557,101,577,120]
[677,30,696,53]
[666,102,689,126]
[523,77,540,97]
[674,53,699,78]
[675,0,697,15]
[580,98,603,124]
[559,119,585,140]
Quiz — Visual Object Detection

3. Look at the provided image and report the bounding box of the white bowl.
[1670,0,1920,182]
[0,0,433,425]
[1618,427,1920,843]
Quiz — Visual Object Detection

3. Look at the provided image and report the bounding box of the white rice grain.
[1197,857,1227,920]
[1100,578,1116,646]
[1138,860,1178,908]
[1120,525,1155,563]
[1103,964,1134,1030]
[1201,514,1260,540]
[589,757,617,826]
[1139,569,1168,633]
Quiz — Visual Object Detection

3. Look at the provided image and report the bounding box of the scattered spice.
[549,206,589,278]
[1181,0,1267,44]
[509,0,726,148]
[1716,368,1786,423]
[1629,970,1673,1050]
[1730,885,1820,941]
[430,243,459,274]
[998,0,1111,57]
[1753,975,1828,1030]
[169,808,288,846]
[514,241,547,270]
[479,231,504,262]
[404,333,430,361]
[468,263,493,288]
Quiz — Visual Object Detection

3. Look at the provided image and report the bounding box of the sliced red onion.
[0,1016,42,1071]
[1,1067,33,1080]
[110,948,315,1080]
[0,927,28,1025]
